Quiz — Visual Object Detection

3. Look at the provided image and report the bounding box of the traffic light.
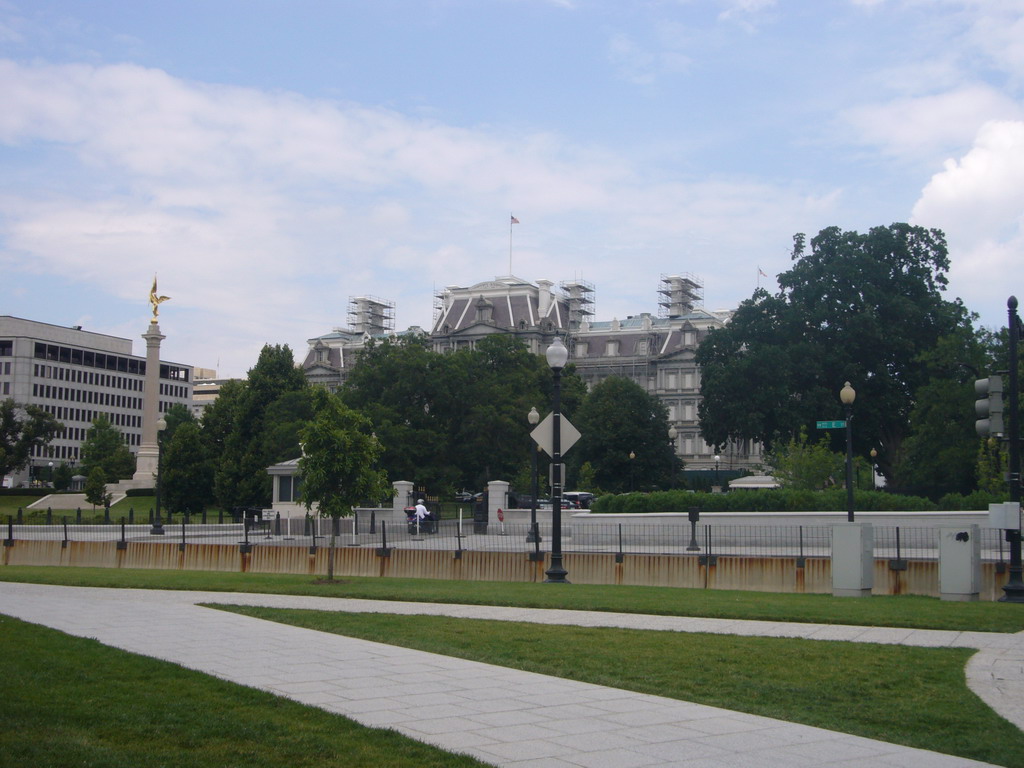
[975,376,1004,437]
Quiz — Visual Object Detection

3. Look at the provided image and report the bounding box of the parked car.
[563,491,595,509]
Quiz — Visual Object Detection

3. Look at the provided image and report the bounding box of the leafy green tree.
[80,415,136,480]
[570,376,676,493]
[298,390,390,580]
[768,428,842,490]
[162,422,214,514]
[697,223,969,484]
[0,399,62,480]
[161,403,195,446]
[891,325,988,498]
[83,466,109,510]
[214,344,308,509]
[341,334,584,493]
[51,462,74,491]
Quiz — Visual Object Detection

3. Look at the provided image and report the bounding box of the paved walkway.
[1,582,1019,767]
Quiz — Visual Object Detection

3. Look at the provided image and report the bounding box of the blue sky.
[2,0,1022,377]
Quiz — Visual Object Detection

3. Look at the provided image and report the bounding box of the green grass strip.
[2,565,1023,632]
[0,614,488,768]
[218,605,1024,767]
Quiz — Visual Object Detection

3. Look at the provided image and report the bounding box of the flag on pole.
[758,267,768,277]
[510,215,520,224]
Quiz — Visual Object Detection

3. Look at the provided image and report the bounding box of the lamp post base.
[999,530,1024,603]
[150,520,165,536]
[544,556,570,583]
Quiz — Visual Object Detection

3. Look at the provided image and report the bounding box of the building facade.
[301,276,761,473]
[0,316,194,486]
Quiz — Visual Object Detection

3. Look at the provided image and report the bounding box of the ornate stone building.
[302,277,761,472]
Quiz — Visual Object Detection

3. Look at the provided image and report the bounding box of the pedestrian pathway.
[0,582,1018,767]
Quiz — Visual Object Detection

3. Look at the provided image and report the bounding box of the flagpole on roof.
[509,214,519,275]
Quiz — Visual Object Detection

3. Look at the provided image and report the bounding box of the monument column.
[132,321,165,484]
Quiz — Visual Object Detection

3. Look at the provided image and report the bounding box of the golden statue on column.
[149,276,171,322]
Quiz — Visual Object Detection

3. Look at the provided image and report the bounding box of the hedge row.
[589,488,1010,514]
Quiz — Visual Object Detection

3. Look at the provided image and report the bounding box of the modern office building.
[0,316,194,486]
[302,275,761,472]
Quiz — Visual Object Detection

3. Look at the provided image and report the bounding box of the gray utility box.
[832,523,874,598]
[988,502,1021,530]
[939,524,981,601]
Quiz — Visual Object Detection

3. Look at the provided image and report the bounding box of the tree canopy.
[0,399,62,480]
[341,334,585,493]
[212,344,309,509]
[80,414,136,480]
[697,223,970,483]
[570,376,677,493]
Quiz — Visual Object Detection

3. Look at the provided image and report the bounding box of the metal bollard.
[46,507,52,525]
[76,507,82,524]
[16,507,23,524]
[129,507,135,525]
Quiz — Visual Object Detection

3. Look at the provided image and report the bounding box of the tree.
[890,324,988,498]
[80,415,136,480]
[768,429,843,490]
[84,466,109,510]
[341,334,585,494]
[51,462,74,491]
[162,422,214,515]
[697,223,968,484]
[570,376,676,493]
[213,344,309,509]
[298,390,390,580]
[0,399,62,481]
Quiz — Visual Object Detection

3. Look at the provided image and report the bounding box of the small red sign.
[497,508,504,522]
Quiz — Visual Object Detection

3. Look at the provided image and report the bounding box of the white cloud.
[0,58,844,375]
[841,84,1023,161]
[911,120,1024,324]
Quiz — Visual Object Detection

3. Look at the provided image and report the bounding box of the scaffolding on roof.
[348,296,395,335]
[560,279,595,331]
[657,274,702,318]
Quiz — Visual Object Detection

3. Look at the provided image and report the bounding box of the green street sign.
[816,420,847,429]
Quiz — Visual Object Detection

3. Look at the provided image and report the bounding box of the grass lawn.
[0,614,488,768]
[2,565,1023,632]
[3,567,1024,765]
[215,604,1024,767]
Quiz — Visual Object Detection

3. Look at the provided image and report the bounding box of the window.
[576,342,588,356]
[0,340,12,356]
[605,340,619,356]
[637,340,648,355]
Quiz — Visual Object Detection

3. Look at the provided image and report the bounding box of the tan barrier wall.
[2,540,1011,600]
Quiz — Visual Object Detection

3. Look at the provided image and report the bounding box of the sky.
[1,0,1022,378]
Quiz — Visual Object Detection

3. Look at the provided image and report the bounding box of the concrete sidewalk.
[0,582,1015,767]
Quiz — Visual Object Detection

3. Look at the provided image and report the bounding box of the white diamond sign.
[530,413,581,457]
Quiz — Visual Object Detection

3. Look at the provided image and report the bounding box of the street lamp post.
[150,416,167,535]
[47,461,53,486]
[668,426,678,489]
[544,337,569,583]
[714,454,720,490]
[527,406,541,544]
[840,382,856,522]
[1000,296,1023,603]
[629,451,636,492]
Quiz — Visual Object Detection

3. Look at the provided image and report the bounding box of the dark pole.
[150,417,166,535]
[840,382,856,523]
[527,407,540,544]
[545,337,568,583]
[1000,296,1023,602]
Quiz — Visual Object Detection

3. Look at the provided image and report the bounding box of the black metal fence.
[2,514,1011,563]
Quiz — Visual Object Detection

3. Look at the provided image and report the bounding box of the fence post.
[129,507,135,525]
[274,512,281,537]
[76,507,82,524]
[370,511,376,534]
[46,507,52,525]
[4,515,13,547]
[62,517,69,549]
